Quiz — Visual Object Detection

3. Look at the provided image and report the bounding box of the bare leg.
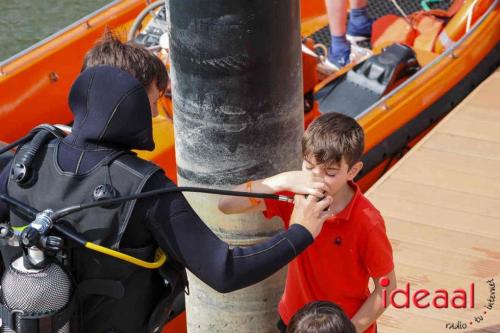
[325,0,367,36]
[325,0,348,36]
[350,0,368,10]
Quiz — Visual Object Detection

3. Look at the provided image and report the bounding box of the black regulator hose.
[2,125,66,187]
[0,193,38,219]
[19,131,52,166]
[0,132,35,156]
[11,131,53,185]
[1,187,293,222]
[52,187,293,220]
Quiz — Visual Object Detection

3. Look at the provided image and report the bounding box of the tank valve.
[20,209,54,248]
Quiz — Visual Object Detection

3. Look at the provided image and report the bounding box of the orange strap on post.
[245,181,262,206]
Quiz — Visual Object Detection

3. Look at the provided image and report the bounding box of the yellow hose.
[12,225,166,269]
[85,242,167,269]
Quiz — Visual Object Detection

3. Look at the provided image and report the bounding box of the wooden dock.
[366,69,500,333]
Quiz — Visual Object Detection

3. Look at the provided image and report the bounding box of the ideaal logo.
[380,278,496,330]
[380,277,475,309]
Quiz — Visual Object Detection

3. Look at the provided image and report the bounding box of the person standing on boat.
[324,0,373,70]
[219,113,397,333]
[0,34,333,333]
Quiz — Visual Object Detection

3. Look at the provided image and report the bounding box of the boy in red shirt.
[219,112,396,333]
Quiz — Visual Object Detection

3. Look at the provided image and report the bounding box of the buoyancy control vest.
[1,138,186,333]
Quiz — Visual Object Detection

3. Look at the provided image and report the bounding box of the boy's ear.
[347,161,363,181]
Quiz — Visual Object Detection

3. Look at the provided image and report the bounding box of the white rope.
[313,43,329,57]
[466,0,479,33]
[389,0,417,29]
[389,0,409,19]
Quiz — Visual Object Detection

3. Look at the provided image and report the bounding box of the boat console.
[129,1,169,50]
[317,43,419,117]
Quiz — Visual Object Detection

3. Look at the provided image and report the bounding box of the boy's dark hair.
[287,301,356,333]
[82,30,168,94]
[302,112,364,168]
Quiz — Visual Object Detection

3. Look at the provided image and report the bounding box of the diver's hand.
[263,171,328,198]
[290,194,332,238]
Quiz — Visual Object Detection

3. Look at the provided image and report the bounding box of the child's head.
[82,30,169,117]
[287,301,356,333]
[302,112,364,196]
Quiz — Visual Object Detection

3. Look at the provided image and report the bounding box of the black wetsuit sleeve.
[0,161,11,221]
[144,173,313,293]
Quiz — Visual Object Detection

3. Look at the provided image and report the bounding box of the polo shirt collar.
[327,181,360,223]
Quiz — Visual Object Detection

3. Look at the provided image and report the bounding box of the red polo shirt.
[264,182,394,333]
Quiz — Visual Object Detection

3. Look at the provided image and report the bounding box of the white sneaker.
[303,43,372,76]
[346,34,370,45]
[317,56,342,75]
[302,44,341,75]
[350,44,373,64]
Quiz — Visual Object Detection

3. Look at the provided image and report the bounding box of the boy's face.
[302,155,363,197]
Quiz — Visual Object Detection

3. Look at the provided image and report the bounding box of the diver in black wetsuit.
[0,34,332,333]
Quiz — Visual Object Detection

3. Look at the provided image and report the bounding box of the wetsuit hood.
[66,65,155,151]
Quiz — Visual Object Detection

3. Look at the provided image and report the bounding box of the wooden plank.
[371,195,500,240]
[392,158,500,200]
[385,217,500,260]
[437,117,500,143]
[465,88,500,110]
[370,179,500,219]
[454,105,500,124]
[390,241,498,279]
[421,132,500,161]
[402,148,500,177]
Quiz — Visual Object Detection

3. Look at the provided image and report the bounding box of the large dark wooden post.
[170,0,303,331]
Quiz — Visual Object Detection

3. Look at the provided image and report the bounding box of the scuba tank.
[1,249,73,333]
[0,213,74,333]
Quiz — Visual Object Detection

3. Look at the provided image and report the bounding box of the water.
[0,0,112,62]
